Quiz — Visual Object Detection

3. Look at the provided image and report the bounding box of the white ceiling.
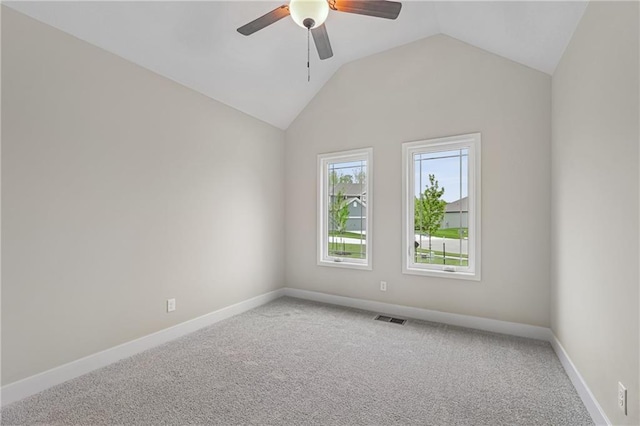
[6,1,587,129]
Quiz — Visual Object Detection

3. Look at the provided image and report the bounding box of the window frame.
[402,133,481,281]
[317,147,373,270]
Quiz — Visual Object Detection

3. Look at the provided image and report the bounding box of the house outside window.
[402,133,481,280]
[318,148,372,270]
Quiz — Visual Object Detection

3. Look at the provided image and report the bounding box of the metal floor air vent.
[374,315,407,325]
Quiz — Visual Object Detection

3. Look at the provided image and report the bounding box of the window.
[318,148,372,270]
[402,133,481,280]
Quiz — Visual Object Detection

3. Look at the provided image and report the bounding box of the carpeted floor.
[2,297,592,425]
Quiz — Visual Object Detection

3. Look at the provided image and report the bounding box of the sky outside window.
[414,149,468,202]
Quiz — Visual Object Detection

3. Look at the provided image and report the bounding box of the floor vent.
[374,315,407,325]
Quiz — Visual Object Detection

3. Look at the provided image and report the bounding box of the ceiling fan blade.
[237,5,290,36]
[311,24,333,60]
[330,0,402,19]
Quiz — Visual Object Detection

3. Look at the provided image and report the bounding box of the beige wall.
[285,35,552,327]
[551,2,640,425]
[1,7,285,385]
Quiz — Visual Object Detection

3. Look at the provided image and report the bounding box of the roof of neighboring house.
[329,182,367,197]
[445,197,468,213]
[345,197,367,208]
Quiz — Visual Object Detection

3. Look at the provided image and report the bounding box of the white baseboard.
[1,288,285,407]
[282,287,609,425]
[282,287,552,340]
[550,335,611,425]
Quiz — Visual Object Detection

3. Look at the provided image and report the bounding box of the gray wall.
[285,35,552,327]
[441,212,468,230]
[1,8,285,385]
[346,199,366,232]
[551,2,639,424]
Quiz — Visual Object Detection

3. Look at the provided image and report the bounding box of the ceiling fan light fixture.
[289,0,329,29]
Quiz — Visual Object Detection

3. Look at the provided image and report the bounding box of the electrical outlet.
[380,281,387,292]
[167,298,176,313]
[618,382,627,415]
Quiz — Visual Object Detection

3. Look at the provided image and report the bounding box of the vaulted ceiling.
[6,1,587,129]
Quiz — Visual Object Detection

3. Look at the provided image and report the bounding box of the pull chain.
[307,28,311,82]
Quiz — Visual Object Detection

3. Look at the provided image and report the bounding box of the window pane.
[403,133,480,279]
[413,149,469,267]
[318,148,372,270]
[327,159,367,260]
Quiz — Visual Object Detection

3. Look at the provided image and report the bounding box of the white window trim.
[317,147,373,270]
[402,133,481,281]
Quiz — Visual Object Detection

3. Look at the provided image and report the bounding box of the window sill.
[402,266,480,281]
[318,259,372,271]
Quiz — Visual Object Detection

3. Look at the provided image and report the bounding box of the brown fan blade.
[311,24,333,60]
[329,0,402,19]
[237,5,290,36]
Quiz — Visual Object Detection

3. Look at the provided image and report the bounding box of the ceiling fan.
[237,0,403,61]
